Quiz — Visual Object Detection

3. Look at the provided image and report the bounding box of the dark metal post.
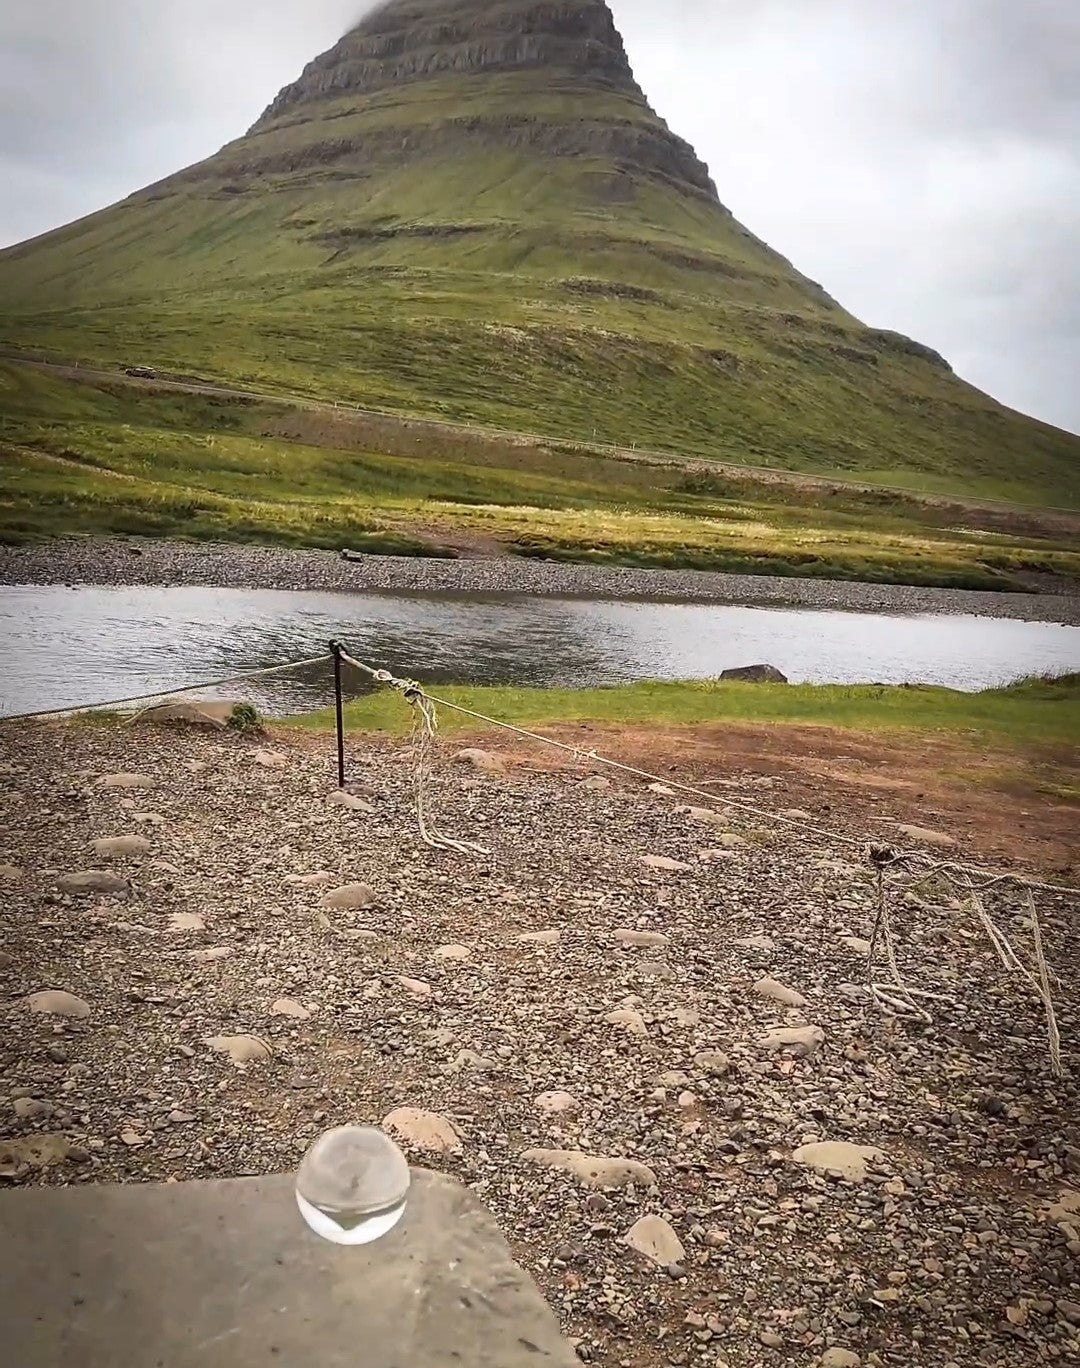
[330,640,346,789]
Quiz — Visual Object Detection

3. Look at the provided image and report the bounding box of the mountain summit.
[0,0,1076,498]
[243,0,718,204]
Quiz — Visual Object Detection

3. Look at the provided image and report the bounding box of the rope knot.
[867,843,898,869]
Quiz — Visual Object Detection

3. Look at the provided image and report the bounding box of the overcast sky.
[2,0,1077,433]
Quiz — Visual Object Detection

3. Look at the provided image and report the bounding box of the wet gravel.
[1,720,1078,1368]
[2,537,1078,625]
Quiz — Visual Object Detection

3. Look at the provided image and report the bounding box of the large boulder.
[135,702,229,730]
[720,664,789,684]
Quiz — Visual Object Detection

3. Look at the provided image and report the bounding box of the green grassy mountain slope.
[1,0,1077,505]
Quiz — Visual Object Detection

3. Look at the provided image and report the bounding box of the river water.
[1,585,1078,718]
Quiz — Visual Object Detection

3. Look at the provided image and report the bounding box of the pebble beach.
[1,718,1077,1367]
[2,537,1079,625]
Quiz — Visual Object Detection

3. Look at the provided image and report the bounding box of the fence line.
[1,636,1071,1072]
[336,647,1079,899]
[0,652,332,724]
[336,644,1074,1077]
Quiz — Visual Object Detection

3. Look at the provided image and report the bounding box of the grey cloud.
[0,0,1076,433]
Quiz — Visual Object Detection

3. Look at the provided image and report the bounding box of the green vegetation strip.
[3,363,1077,590]
[284,675,1080,750]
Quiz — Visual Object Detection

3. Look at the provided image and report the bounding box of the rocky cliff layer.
[255,0,639,126]
[234,0,717,200]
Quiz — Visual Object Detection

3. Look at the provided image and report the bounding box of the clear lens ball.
[295,1126,411,1246]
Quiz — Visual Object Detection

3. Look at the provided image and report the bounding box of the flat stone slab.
[897,823,956,848]
[793,1141,885,1182]
[0,1170,576,1368]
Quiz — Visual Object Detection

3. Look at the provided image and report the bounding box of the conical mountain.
[1,0,1076,498]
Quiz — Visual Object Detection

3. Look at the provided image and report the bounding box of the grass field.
[285,673,1080,750]
[2,362,1077,588]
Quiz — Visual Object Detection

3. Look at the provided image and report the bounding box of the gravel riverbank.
[1,720,1077,1367]
[2,538,1079,625]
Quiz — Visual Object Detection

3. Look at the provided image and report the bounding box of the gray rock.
[433,944,471,961]
[204,1035,273,1066]
[0,1170,579,1366]
[383,1108,463,1155]
[821,1350,861,1368]
[682,805,722,824]
[754,976,808,1008]
[604,1008,649,1037]
[897,823,956,849]
[734,935,776,952]
[521,1149,657,1190]
[454,748,504,774]
[91,835,152,859]
[612,929,670,948]
[136,702,226,730]
[328,790,376,813]
[534,1091,578,1115]
[758,1025,826,1057]
[189,946,232,964]
[719,664,788,683]
[447,1050,498,1075]
[20,990,91,1019]
[640,855,692,873]
[636,959,675,980]
[0,1134,76,1175]
[168,912,206,932]
[270,998,311,1020]
[322,883,377,910]
[284,871,336,887]
[12,1098,53,1120]
[57,870,129,896]
[623,1216,685,1267]
[98,773,155,790]
[792,1142,884,1182]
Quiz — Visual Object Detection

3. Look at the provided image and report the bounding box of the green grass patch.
[3,362,1076,589]
[284,673,1080,750]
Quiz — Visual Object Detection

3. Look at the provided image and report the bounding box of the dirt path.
[435,720,1080,877]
